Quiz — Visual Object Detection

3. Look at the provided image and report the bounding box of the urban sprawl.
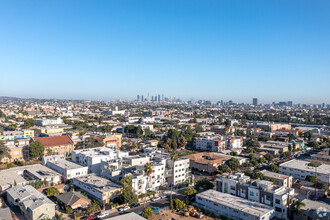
[0,96,329,220]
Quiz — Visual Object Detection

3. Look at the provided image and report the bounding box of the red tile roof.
[34,135,73,147]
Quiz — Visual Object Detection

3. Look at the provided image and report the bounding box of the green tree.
[7,124,17,131]
[23,119,35,129]
[195,124,203,133]
[29,140,45,159]
[268,164,279,173]
[183,187,197,198]
[66,206,72,214]
[141,207,153,219]
[119,177,138,205]
[0,141,11,161]
[304,131,313,140]
[46,187,60,197]
[144,163,153,207]
[307,162,317,167]
[172,199,185,209]
[85,201,101,215]
[225,158,240,171]
[168,129,180,140]
[218,164,231,174]
[195,179,213,191]
[264,153,274,162]
[309,141,319,148]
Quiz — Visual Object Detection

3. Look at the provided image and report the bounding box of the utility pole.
[315,166,317,201]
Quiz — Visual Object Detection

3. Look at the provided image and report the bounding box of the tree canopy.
[29,140,45,159]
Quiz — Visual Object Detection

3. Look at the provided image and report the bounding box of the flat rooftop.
[104,212,146,220]
[50,159,85,170]
[196,190,274,217]
[280,159,330,174]
[260,170,291,179]
[74,174,122,193]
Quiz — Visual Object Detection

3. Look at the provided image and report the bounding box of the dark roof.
[34,135,73,147]
[55,191,90,207]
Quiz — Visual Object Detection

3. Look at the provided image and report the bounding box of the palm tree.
[0,141,11,161]
[170,152,178,202]
[290,200,306,219]
[144,162,153,207]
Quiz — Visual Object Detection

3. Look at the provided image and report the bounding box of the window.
[275,199,281,204]
[250,191,254,196]
[275,207,282,212]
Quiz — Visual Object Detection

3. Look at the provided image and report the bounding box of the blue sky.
[0,0,329,104]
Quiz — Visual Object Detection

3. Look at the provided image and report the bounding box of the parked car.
[152,207,160,212]
[151,197,161,201]
[118,206,130,212]
[84,216,97,220]
[96,211,109,218]
[131,203,140,208]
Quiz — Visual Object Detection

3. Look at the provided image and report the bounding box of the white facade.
[167,158,190,185]
[35,117,64,126]
[196,190,275,220]
[42,155,88,181]
[194,136,225,152]
[72,147,129,175]
[279,159,330,184]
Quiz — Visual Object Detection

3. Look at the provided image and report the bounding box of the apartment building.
[73,174,122,205]
[1,139,29,163]
[279,159,330,184]
[7,185,55,220]
[42,154,88,181]
[260,170,293,187]
[35,117,64,126]
[216,173,294,219]
[72,147,129,175]
[227,137,243,149]
[194,136,226,152]
[0,129,34,141]
[196,190,275,220]
[33,135,74,156]
[166,157,190,185]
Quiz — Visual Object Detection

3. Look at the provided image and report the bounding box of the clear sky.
[0,0,329,104]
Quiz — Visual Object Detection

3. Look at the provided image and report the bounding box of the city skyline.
[0,1,330,103]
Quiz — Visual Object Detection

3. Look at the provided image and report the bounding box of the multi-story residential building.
[0,129,34,141]
[73,174,122,205]
[165,157,190,186]
[35,117,64,126]
[7,185,55,220]
[1,139,28,163]
[72,147,129,175]
[196,190,275,220]
[35,126,64,137]
[194,136,226,152]
[194,136,243,152]
[279,159,330,184]
[33,135,74,156]
[42,154,88,181]
[227,137,243,149]
[216,173,294,219]
[260,170,293,187]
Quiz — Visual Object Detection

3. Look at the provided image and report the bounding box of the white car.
[119,206,130,212]
[97,211,109,218]
[151,197,161,201]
